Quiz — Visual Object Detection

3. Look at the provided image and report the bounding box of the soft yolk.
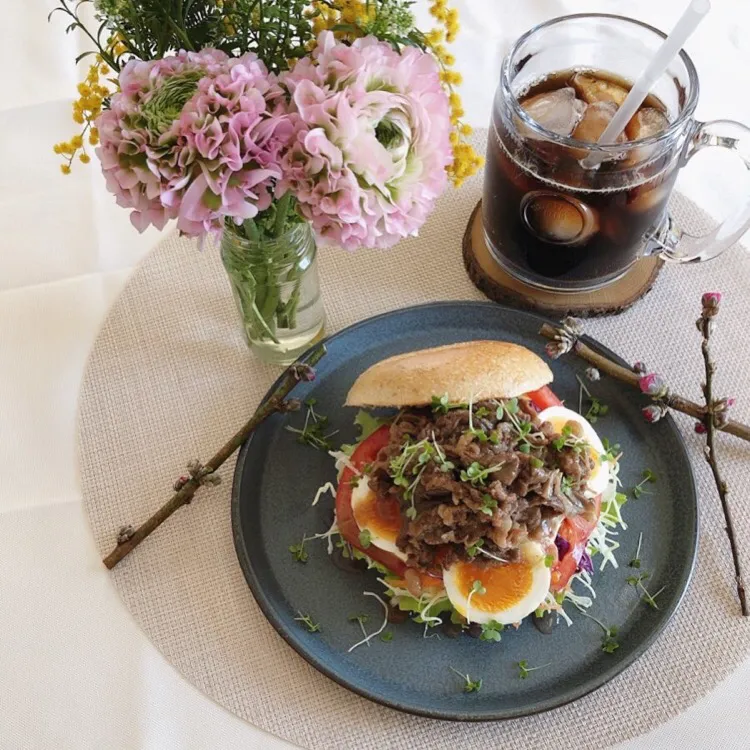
[353,489,402,543]
[455,561,534,611]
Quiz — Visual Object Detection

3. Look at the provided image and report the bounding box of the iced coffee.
[483,69,675,289]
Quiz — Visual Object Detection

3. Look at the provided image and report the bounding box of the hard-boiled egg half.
[350,479,408,562]
[443,542,551,625]
[537,405,611,497]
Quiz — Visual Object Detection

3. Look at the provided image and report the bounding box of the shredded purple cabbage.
[554,535,570,558]
[578,550,594,575]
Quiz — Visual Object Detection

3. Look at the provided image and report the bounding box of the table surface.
[2,1,749,748]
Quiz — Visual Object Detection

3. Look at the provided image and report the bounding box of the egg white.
[443,542,551,625]
[350,480,408,562]
[538,405,611,497]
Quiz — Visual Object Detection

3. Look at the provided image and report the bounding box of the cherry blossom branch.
[539,320,750,443]
[102,346,326,569]
[540,299,749,616]
[697,294,748,616]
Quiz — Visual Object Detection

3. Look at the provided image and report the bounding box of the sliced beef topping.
[367,397,598,569]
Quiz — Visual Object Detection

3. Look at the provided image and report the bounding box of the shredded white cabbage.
[311,481,336,507]
[328,449,361,477]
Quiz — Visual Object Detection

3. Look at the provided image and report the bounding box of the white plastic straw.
[583,0,710,166]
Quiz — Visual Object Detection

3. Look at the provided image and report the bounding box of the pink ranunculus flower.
[278,31,452,249]
[96,49,293,236]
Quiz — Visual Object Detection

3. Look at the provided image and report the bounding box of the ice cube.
[625,108,670,141]
[627,174,673,213]
[521,87,586,137]
[572,101,627,144]
[572,73,629,106]
[522,192,599,245]
[624,108,671,165]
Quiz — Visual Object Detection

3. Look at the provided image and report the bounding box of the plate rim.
[231,300,699,721]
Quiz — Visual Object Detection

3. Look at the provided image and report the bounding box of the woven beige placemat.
[78,131,750,750]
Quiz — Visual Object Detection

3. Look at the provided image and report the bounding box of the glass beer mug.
[482,14,750,292]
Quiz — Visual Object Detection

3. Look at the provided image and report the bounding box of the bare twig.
[698,301,748,616]
[538,322,750,443]
[102,345,326,569]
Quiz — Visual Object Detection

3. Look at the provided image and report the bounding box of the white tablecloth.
[2,2,749,748]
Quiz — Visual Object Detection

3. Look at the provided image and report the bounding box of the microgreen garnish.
[335,535,353,559]
[358,529,372,549]
[294,612,320,633]
[466,539,484,558]
[631,468,657,498]
[285,397,338,451]
[431,394,468,414]
[577,375,609,424]
[579,611,620,653]
[498,397,544,452]
[380,631,393,642]
[626,570,665,610]
[460,461,506,486]
[529,456,544,469]
[549,423,589,458]
[517,660,548,679]
[449,667,483,693]
[629,532,643,568]
[479,493,498,516]
[544,553,554,568]
[389,438,433,518]
[347,592,389,652]
[288,535,310,563]
[466,579,486,624]
[479,620,503,642]
[431,431,455,473]
[348,613,370,624]
[504,398,519,415]
[600,437,622,463]
[475,406,491,418]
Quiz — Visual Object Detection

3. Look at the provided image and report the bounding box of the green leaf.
[479,620,503,642]
[354,410,388,441]
[358,529,372,549]
[288,538,308,563]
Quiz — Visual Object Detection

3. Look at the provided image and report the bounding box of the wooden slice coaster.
[463,200,664,317]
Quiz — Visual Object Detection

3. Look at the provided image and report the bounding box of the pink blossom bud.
[694,422,707,434]
[642,405,663,423]
[727,398,736,407]
[702,292,722,309]
[639,372,667,397]
[545,342,563,360]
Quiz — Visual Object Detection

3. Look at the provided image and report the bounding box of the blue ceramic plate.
[232,302,697,720]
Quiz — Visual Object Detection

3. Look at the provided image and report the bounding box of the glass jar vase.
[221,220,325,366]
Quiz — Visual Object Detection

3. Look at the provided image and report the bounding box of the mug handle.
[655,119,750,263]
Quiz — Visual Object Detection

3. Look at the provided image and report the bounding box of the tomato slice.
[335,424,407,576]
[550,493,602,592]
[526,385,563,411]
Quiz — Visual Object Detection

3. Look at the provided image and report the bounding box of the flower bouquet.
[52,0,482,363]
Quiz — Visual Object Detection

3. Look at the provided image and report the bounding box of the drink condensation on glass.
[482,15,750,293]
